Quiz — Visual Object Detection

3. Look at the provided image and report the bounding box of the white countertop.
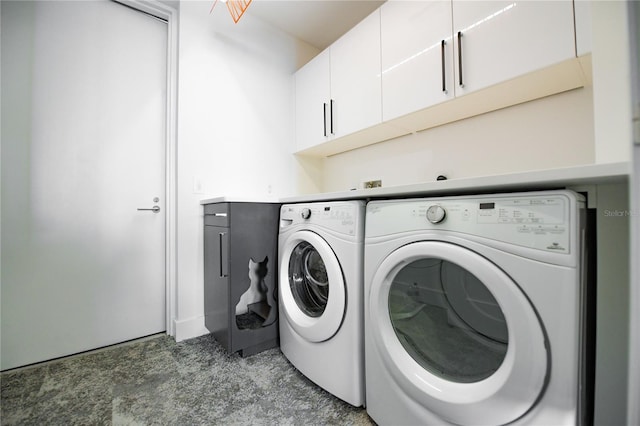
[200,162,629,206]
[280,162,630,203]
[200,196,280,205]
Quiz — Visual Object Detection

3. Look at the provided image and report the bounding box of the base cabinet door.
[203,202,280,356]
[204,224,230,349]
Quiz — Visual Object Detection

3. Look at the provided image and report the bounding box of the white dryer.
[364,190,589,425]
[279,201,365,407]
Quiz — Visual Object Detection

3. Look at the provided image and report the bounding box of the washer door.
[369,241,547,425]
[280,230,346,343]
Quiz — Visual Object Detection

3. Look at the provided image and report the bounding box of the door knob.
[137,206,161,213]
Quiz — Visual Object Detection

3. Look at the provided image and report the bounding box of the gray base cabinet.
[203,202,280,356]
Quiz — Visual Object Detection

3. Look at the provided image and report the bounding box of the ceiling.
[247,0,385,50]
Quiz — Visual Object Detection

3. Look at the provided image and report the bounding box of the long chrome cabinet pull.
[457,31,464,87]
[219,232,228,278]
[323,103,327,137]
[330,99,334,135]
[441,40,447,93]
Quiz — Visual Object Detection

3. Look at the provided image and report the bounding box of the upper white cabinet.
[295,49,331,152]
[574,0,593,57]
[295,0,583,157]
[381,1,455,122]
[295,9,381,152]
[452,0,576,96]
[331,9,382,139]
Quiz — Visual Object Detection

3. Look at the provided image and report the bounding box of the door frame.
[115,0,178,337]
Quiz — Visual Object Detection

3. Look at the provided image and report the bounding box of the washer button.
[426,205,446,224]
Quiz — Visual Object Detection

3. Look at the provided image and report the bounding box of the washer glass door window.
[289,241,329,317]
[280,231,346,343]
[390,258,508,384]
[369,241,547,425]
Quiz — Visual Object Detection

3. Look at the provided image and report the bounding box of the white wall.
[594,182,630,426]
[323,86,595,192]
[627,1,640,424]
[591,0,633,164]
[174,1,316,340]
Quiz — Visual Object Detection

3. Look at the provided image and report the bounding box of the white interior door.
[1,0,167,370]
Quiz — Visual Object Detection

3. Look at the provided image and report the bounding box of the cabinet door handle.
[457,31,464,87]
[219,232,228,278]
[330,99,334,135]
[441,39,447,93]
[323,102,327,137]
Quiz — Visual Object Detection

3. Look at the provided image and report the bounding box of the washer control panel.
[367,192,582,254]
[281,202,364,237]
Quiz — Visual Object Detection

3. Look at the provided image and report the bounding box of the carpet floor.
[1,334,373,425]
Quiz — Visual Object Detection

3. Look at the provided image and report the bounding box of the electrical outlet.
[363,179,382,189]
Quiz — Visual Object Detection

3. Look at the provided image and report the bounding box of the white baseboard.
[173,315,209,342]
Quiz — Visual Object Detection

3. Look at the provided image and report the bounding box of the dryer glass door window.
[389,258,508,383]
[369,241,547,425]
[289,241,329,317]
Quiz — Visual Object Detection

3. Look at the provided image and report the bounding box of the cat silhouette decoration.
[235,256,277,329]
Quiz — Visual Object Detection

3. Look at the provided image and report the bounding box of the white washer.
[279,201,365,407]
[365,190,589,425]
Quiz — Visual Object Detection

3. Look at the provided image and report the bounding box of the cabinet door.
[452,0,576,96]
[330,9,382,138]
[574,0,592,57]
[381,1,454,121]
[295,49,331,151]
[204,225,230,349]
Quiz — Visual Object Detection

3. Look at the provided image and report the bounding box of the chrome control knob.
[301,208,311,219]
[426,205,446,224]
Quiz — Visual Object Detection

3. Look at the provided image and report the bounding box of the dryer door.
[280,230,346,342]
[369,241,547,425]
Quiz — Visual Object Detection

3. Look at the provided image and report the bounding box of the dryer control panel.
[366,192,584,254]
